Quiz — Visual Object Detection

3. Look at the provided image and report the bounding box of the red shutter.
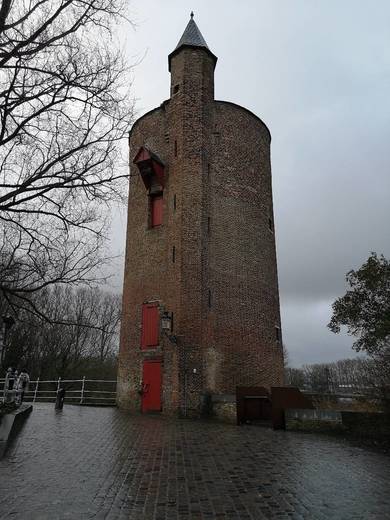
[141,303,159,349]
[151,195,163,227]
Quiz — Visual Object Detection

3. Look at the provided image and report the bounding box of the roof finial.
[190,11,194,19]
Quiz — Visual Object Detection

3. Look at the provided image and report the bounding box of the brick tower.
[117,14,284,416]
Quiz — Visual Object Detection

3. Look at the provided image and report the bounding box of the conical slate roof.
[174,14,210,51]
[168,13,217,71]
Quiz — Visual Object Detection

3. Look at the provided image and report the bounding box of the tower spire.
[168,14,217,71]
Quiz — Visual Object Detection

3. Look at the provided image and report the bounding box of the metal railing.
[0,377,117,406]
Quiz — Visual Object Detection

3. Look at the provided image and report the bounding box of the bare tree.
[285,367,305,388]
[0,0,134,313]
[89,289,121,362]
[302,363,332,393]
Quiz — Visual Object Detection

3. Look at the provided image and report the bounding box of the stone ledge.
[0,404,33,458]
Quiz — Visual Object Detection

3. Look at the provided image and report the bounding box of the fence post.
[33,377,39,403]
[56,377,62,404]
[80,376,86,404]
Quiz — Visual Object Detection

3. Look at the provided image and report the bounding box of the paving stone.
[0,404,389,519]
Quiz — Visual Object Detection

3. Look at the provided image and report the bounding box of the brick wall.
[205,101,284,393]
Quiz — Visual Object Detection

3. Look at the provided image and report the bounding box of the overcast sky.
[111,0,390,367]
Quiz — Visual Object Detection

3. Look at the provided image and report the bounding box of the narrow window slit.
[268,217,273,232]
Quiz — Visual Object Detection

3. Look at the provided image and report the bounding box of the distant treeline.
[1,285,121,380]
[285,357,389,400]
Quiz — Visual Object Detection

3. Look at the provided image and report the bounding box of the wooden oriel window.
[141,303,159,349]
[133,146,165,190]
[151,194,163,227]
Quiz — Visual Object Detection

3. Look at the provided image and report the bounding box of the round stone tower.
[117,14,284,416]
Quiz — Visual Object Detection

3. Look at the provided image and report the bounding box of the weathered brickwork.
[117,19,284,416]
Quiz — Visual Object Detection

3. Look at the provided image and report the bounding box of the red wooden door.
[141,360,162,413]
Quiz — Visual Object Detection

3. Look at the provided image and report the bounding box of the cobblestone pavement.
[0,404,390,520]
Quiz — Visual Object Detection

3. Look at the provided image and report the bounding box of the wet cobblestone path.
[0,404,390,519]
